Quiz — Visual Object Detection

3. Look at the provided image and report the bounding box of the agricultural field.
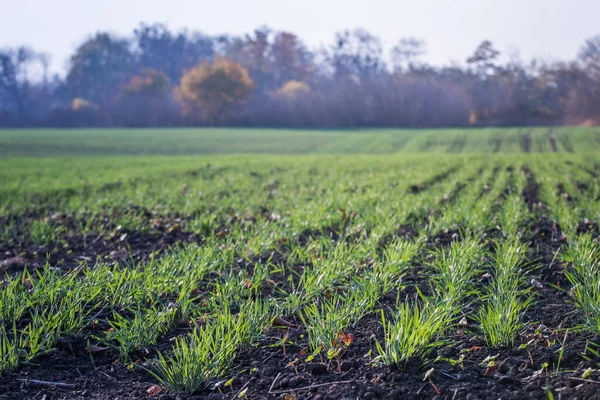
[1,128,600,399]
[1,126,600,156]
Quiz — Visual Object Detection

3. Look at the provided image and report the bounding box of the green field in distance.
[1,127,599,156]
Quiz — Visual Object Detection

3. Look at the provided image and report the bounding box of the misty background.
[1,0,600,128]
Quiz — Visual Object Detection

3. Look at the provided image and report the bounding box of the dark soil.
[521,166,542,211]
[0,212,203,273]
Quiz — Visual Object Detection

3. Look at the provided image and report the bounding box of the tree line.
[1,24,600,128]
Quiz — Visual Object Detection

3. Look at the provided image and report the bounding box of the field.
[1,127,600,399]
[2,127,600,156]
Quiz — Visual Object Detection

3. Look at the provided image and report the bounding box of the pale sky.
[1,0,599,75]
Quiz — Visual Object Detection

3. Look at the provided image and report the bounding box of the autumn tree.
[273,80,311,98]
[175,57,254,122]
[119,68,174,126]
[123,68,170,96]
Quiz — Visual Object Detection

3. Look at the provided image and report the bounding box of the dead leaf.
[147,385,163,395]
[86,345,109,354]
[272,316,297,328]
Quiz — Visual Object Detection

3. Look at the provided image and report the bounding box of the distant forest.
[1,24,600,128]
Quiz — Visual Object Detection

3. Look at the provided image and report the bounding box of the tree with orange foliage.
[273,80,311,98]
[123,68,170,96]
[175,57,254,122]
[119,68,173,126]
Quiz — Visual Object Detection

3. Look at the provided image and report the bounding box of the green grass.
[1,127,599,156]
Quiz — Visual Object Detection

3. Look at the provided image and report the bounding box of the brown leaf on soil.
[146,385,163,395]
[272,316,297,328]
[86,345,109,354]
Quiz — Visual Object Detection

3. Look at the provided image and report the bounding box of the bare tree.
[467,40,500,76]
[0,47,37,119]
[578,35,600,79]
[391,38,426,72]
[329,29,384,81]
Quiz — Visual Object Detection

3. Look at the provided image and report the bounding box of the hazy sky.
[2,0,599,75]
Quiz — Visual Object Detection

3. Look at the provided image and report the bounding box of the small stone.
[525,384,537,392]
[340,360,356,371]
[384,292,397,301]
[278,377,290,388]
[289,376,303,387]
[530,278,543,289]
[305,363,328,375]
[0,256,27,271]
[363,392,376,400]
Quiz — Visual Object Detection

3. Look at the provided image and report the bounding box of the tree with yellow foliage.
[273,80,311,98]
[123,68,170,96]
[175,57,254,122]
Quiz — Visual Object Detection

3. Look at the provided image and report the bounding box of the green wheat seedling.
[376,300,451,367]
[148,312,244,395]
[0,273,29,326]
[430,240,484,318]
[105,307,175,362]
[28,219,66,247]
[301,297,357,353]
[478,239,533,346]
[0,326,20,374]
[377,240,422,290]
[498,195,528,238]
[25,288,95,349]
[233,299,272,346]
[18,318,54,362]
[562,235,600,335]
